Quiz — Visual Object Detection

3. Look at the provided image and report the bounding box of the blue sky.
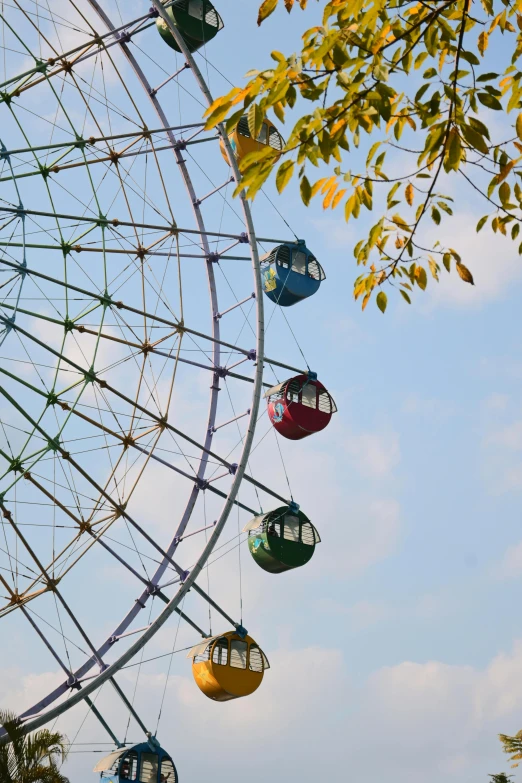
[2,2,522,782]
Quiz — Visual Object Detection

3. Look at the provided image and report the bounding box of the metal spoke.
[0,135,218,183]
[0,123,205,157]
[0,206,292,244]
[0,257,306,374]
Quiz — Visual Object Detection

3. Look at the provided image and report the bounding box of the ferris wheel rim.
[0,0,266,739]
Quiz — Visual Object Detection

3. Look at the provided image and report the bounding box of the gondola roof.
[93,748,128,772]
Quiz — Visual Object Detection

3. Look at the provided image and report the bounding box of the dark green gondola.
[156,0,224,54]
[243,506,320,574]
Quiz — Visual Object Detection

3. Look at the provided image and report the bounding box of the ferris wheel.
[0,2,337,780]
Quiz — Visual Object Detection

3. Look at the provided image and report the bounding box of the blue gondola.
[94,741,178,783]
[260,240,325,307]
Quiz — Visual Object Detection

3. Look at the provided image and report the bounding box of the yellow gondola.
[220,116,284,166]
[188,631,269,702]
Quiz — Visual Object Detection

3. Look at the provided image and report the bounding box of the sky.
[1,2,522,783]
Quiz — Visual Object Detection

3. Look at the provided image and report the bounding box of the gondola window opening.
[230,640,248,669]
[283,516,300,542]
[160,759,176,781]
[139,753,158,783]
[249,646,264,673]
[212,637,229,666]
[302,384,317,409]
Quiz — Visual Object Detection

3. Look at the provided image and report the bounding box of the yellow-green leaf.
[300,175,312,206]
[323,183,338,209]
[461,123,489,155]
[273,101,285,123]
[456,262,475,285]
[248,103,264,140]
[345,193,356,221]
[376,291,387,313]
[225,108,245,134]
[428,258,439,281]
[449,248,461,263]
[478,92,502,110]
[516,113,522,141]
[446,129,462,170]
[499,181,511,207]
[204,100,233,130]
[276,160,294,193]
[365,141,381,168]
[415,266,428,290]
[392,214,410,231]
[498,159,516,184]
[258,0,278,25]
[332,188,346,209]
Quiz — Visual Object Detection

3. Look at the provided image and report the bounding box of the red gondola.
[265,374,337,441]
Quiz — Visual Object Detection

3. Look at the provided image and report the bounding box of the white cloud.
[482,414,522,494]
[484,393,511,412]
[322,315,372,345]
[502,463,522,490]
[343,599,389,629]
[489,420,522,451]
[345,430,400,477]
[402,393,456,420]
[427,214,522,308]
[312,217,355,249]
[0,669,64,717]
[369,642,522,733]
[47,638,522,783]
[329,498,401,577]
[495,540,522,579]
[347,641,522,781]
[315,590,446,629]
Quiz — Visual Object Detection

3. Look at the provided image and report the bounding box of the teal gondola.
[260,240,325,307]
[156,0,224,54]
[94,741,178,783]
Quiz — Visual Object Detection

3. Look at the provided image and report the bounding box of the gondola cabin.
[243,506,320,574]
[188,630,269,702]
[221,116,284,166]
[156,0,224,54]
[94,742,178,783]
[266,374,337,440]
[260,240,326,306]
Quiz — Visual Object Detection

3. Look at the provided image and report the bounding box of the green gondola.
[243,506,321,574]
[156,0,224,54]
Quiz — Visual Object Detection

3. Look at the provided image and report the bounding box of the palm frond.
[0,709,70,783]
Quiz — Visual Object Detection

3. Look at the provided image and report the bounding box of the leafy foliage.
[500,729,522,769]
[0,710,69,783]
[489,775,514,783]
[205,0,522,312]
